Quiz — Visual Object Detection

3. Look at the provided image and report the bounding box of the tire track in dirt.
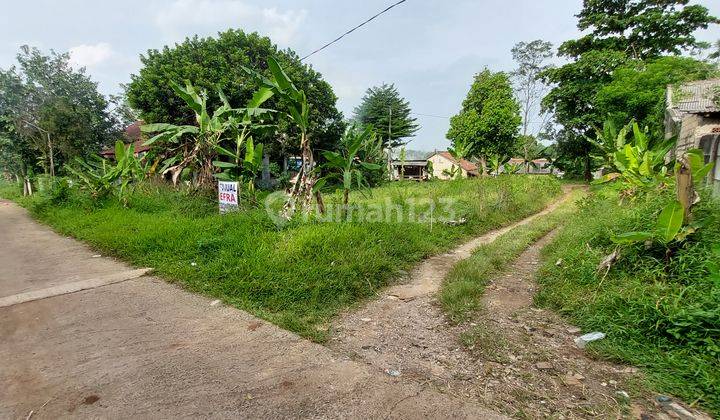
[328,188,710,419]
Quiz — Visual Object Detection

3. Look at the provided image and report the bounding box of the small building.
[390,159,428,180]
[665,79,720,190]
[427,151,478,179]
[100,121,150,159]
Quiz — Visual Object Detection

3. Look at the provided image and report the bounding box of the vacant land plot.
[2,176,561,340]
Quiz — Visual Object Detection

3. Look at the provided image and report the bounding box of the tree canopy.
[447,69,521,166]
[0,46,122,179]
[125,29,344,159]
[352,83,419,148]
[596,56,717,137]
[541,0,718,180]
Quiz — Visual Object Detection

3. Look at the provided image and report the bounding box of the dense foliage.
[447,69,521,172]
[0,46,125,182]
[596,57,717,138]
[126,29,344,159]
[541,0,718,180]
[352,83,419,148]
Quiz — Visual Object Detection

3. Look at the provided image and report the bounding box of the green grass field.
[1,176,561,341]
[535,186,720,415]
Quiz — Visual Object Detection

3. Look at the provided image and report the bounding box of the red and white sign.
[218,181,239,213]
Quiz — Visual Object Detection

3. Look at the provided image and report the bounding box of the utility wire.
[300,0,408,61]
[411,112,451,119]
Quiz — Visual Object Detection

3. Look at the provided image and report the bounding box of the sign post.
[218,181,239,214]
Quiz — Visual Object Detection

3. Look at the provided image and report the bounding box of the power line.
[300,0,408,61]
[411,112,450,119]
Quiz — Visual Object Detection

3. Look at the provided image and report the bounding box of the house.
[665,79,720,191]
[427,151,478,179]
[100,121,151,159]
[506,158,553,174]
[390,159,428,180]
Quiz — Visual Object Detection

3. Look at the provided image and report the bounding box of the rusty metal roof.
[668,79,720,114]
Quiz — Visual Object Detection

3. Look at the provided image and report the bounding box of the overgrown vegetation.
[1,176,561,342]
[536,186,720,415]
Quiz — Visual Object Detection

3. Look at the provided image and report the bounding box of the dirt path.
[0,199,504,419]
[329,193,709,419]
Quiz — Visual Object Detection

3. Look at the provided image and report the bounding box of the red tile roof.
[100,121,150,158]
[435,151,478,173]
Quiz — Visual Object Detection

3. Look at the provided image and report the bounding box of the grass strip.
[440,188,585,324]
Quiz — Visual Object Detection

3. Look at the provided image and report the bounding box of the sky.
[1,0,719,151]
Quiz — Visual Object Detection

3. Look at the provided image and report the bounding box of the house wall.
[672,114,720,157]
[428,155,467,179]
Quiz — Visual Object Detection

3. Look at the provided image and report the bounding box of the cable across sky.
[300,0,408,61]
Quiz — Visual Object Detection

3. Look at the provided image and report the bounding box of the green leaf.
[267,56,298,96]
[170,80,202,115]
[359,162,382,171]
[212,161,238,169]
[611,231,654,244]
[141,123,179,133]
[312,178,327,193]
[215,145,237,159]
[247,87,274,109]
[114,141,125,161]
[656,200,684,243]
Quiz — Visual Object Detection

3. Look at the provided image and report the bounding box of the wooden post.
[676,159,694,224]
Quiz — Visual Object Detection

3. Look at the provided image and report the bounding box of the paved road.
[0,199,503,419]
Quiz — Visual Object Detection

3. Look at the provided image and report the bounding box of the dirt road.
[0,199,503,419]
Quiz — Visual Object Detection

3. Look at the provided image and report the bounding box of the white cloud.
[68,42,114,68]
[155,0,307,45]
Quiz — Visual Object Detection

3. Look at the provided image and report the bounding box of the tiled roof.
[435,151,478,173]
[668,79,720,114]
[100,121,150,157]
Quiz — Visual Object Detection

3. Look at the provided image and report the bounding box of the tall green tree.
[447,69,521,173]
[541,0,718,180]
[352,83,419,148]
[0,46,120,180]
[126,29,344,160]
[596,56,717,138]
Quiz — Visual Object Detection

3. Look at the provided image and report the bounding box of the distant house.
[665,79,720,190]
[427,151,478,179]
[390,159,428,180]
[506,158,552,174]
[100,121,151,159]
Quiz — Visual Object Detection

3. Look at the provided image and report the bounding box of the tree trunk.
[342,188,349,220]
[283,131,317,216]
[676,161,694,223]
[584,154,592,182]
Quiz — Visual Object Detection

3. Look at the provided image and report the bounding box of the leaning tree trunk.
[283,131,322,217]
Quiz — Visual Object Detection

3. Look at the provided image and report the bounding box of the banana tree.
[65,140,145,203]
[487,154,510,176]
[445,137,476,179]
[595,122,676,189]
[211,86,276,200]
[242,57,317,215]
[141,81,273,189]
[315,124,382,220]
[587,120,632,169]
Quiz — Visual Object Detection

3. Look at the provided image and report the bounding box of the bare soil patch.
[329,199,709,419]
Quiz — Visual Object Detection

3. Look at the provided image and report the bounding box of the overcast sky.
[1,0,719,151]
